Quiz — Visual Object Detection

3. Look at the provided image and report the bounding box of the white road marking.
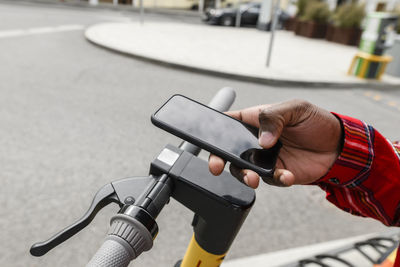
[0,29,25,38]
[0,24,84,39]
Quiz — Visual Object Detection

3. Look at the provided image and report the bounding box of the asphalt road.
[1,2,399,267]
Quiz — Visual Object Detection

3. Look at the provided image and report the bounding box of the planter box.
[326,24,335,41]
[294,20,306,35]
[284,17,297,31]
[296,21,327,38]
[332,27,362,46]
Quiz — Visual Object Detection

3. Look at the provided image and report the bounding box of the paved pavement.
[1,2,399,267]
[224,230,400,267]
[85,21,400,88]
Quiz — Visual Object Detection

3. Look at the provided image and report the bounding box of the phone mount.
[30,143,255,263]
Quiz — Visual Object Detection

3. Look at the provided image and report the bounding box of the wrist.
[332,112,345,160]
[315,113,373,186]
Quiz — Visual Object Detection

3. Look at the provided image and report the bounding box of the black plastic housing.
[150,145,255,254]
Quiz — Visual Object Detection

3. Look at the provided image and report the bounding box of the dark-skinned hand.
[208,99,342,188]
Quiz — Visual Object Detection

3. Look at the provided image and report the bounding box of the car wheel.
[221,16,234,26]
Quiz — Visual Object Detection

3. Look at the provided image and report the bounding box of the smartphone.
[151,95,281,180]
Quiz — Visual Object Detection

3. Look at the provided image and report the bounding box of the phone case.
[151,94,280,179]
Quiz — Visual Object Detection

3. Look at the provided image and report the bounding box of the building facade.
[94,0,399,12]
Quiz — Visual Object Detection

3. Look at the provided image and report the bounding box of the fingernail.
[279,174,286,185]
[244,175,249,185]
[259,131,274,148]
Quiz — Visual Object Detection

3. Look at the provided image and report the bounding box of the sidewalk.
[85,22,400,88]
[223,230,400,267]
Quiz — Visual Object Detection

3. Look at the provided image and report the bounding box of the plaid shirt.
[315,113,400,266]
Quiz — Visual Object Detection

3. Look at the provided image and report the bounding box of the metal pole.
[198,0,204,13]
[235,0,242,27]
[113,0,118,6]
[266,0,279,67]
[140,0,144,25]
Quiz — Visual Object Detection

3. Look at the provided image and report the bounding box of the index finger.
[225,104,270,128]
[209,154,226,176]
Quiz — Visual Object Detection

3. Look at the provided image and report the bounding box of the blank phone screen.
[154,95,279,170]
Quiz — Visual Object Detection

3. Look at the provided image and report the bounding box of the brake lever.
[30,176,156,257]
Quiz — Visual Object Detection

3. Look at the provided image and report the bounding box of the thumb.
[258,99,312,148]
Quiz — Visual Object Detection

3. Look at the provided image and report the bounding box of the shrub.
[332,2,365,28]
[296,0,311,18]
[301,1,331,24]
[395,11,400,34]
[398,17,400,34]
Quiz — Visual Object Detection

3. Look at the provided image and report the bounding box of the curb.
[85,35,400,90]
[1,0,201,18]
[6,0,400,89]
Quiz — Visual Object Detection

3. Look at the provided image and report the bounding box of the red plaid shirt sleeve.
[315,113,400,267]
[315,113,400,227]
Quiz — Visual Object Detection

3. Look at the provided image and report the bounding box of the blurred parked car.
[202,2,261,27]
[202,2,290,29]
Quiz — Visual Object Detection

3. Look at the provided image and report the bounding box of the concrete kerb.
[85,32,400,90]
[6,0,400,89]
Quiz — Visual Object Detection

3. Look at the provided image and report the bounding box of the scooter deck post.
[150,144,256,267]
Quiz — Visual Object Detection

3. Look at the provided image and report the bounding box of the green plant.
[395,11,400,34]
[301,1,331,24]
[296,0,312,18]
[332,2,365,28]
[398,17,400,34]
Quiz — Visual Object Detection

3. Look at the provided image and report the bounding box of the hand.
[208,99,342,188]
